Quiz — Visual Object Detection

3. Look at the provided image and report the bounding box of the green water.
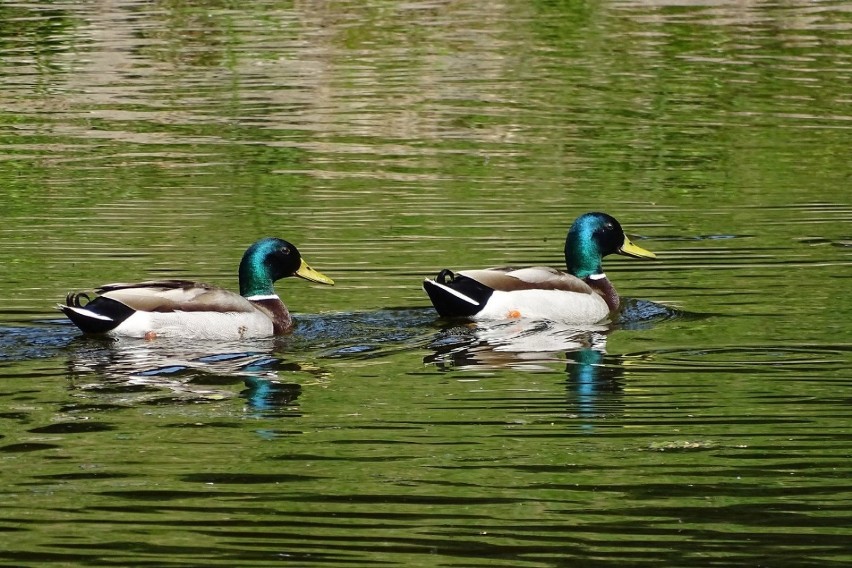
[1,1,850,566]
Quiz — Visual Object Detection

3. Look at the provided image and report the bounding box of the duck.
[58,237,334,340]
[422,212,655,324]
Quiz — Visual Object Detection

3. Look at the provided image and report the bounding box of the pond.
[1,1,850,566]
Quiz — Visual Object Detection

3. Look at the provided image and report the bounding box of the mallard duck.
[423,212,655,324]
[59,237,334,340]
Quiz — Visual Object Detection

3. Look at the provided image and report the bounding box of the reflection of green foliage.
[0,0,849,325]
[134,0,248,69]
[0,4,78,76]
[0,4,76,51]
[0,2,78,184]
[521,1,852,200]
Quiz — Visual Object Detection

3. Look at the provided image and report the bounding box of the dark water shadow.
[0,322,79,362]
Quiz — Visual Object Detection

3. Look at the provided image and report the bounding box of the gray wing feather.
[97,280,256,313]
[458,268,594,295]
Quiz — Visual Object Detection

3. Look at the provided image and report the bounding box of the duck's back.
[98,280,257,313]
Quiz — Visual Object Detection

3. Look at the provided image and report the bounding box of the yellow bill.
[618,237,656,259]
[296,259,335,285]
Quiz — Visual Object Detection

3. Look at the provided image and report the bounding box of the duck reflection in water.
[425,318,625,420]
[64,336,313,414]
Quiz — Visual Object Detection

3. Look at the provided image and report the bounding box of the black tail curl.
[65,292,91,308]
[436,269,456,284]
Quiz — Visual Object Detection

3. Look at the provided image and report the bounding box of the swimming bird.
[422,212,655,324]
[59,238,334,340]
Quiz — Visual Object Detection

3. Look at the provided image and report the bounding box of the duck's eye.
[595,223,614,236]
[279,247,290,255]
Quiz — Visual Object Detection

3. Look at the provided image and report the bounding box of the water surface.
[1,1,850,566]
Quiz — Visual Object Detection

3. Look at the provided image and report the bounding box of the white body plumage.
[474,288,611,324]
[108,310,275,340]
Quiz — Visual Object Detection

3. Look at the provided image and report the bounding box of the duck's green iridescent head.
[238,237,334,298]
[564,212,656,279]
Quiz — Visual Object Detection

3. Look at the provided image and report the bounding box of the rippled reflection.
[424,298,679,370]
[426,319,607,370]
[428,322,624,421]
[53,308,435,416]
[420,298,709,430]
[63,336,306,412]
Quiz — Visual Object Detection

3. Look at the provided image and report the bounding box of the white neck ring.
[245,294,280,301]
